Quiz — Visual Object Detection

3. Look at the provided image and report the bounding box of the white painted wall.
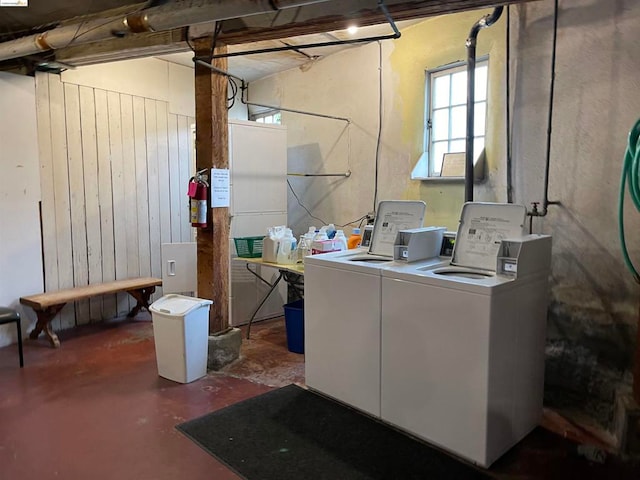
[0,72,43,346]
[62,57,195,117]
[36,57,197,331]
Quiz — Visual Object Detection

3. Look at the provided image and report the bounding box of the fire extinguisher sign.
[211,168,230,208]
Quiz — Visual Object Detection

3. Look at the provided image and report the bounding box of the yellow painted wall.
[388,9,506,229]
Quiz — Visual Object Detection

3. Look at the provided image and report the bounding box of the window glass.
[432,109,449,141]
[475,65,488,102]
[432,141,449,175]
[414,58,488,178]
[433,75,450,109]
[449,139,465,153]
[450,105,466,139]
[450,71,467,105]
[251,111,282,124]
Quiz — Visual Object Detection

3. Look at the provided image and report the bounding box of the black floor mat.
[177,384,491,480]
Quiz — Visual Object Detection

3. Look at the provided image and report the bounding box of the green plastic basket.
[234,236,265,258]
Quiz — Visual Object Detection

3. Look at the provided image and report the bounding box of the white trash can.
[149,294,213,383]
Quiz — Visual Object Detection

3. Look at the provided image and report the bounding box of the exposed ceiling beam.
[15,0,539,69]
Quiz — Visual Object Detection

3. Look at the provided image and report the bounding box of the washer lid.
[451,202,526,272]
[368,200,426,257]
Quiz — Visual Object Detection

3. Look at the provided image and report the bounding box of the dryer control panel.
[497,234,552,278]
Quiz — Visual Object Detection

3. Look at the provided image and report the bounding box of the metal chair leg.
[16,315,23,368]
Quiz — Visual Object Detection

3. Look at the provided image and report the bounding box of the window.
[251,111,281,124]
[412,59,488,179]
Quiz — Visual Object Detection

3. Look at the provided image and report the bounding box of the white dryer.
[304,200,428,417]
[380,203,552,467]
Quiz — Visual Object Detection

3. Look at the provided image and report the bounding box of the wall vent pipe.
[0,0,333,63]
[464,6,503,202]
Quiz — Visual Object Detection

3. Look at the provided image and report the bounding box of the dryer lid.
[451,202,526,272]
[368,200,426,257]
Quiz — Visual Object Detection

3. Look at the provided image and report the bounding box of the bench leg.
[126,286,157,318]
[29,305,64,348]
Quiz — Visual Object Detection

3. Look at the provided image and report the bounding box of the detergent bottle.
[348,228,362,249]
[334,230,348,251]
[277,228,295,264]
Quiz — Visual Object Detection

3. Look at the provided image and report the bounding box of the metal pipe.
[0,0,333,63]
[206,0,400,59]
[288,171,351,177]
[464,6,503,202]
[243,99,351,123]
[506,5,513,203]
[194,58,244,82]
[527,0,561,219]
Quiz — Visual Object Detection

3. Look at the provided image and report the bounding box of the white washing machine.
[304,200,429,417]
[380,202,552,467]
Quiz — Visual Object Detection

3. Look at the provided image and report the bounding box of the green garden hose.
[619,118,640,283]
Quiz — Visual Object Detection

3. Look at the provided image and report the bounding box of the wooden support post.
[194,39,230,335]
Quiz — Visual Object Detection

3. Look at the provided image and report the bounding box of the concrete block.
[207,328,241,371]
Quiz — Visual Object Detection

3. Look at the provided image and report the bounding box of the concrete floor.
[0,314,638,479]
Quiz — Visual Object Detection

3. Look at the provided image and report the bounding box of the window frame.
[250,109,282,124]
[420,57,489,179]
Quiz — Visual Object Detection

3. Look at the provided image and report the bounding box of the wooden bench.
[20,277,162,348]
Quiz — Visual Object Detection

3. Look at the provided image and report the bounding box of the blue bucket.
[283,299,304,354]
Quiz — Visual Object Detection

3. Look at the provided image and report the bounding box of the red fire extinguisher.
[188,170,209,228]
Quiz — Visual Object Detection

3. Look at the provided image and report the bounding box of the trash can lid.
[150,294,213,316]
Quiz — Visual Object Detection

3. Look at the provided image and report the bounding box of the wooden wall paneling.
[64,83,90,325]
[167,113,182,243]
[145,98,162,299]
[79,86,104,321]
[155,101,172,249]
[34,73,61,331]
[107,91,129,315]
[120,94,141,302]
[95,89,117,318]
[177,115,193,243]
[133,96,152,282]
[48,74,76,330]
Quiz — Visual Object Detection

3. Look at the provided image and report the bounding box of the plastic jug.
[348,228,362,249]
[277,229,296,264]
[334,230,348,251]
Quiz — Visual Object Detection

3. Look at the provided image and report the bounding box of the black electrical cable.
[372,40,383,214]
[337,214,368,228]
[208,21,223,61]
[185,26,196,52]
[287,179,327,225]
[227,76,238,109]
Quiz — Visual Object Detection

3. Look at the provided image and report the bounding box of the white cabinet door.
[161,242,196,294]
[229,120,287,215]
[228,120,288,326]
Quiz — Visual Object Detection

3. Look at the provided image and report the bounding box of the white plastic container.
[149,294,213,383]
